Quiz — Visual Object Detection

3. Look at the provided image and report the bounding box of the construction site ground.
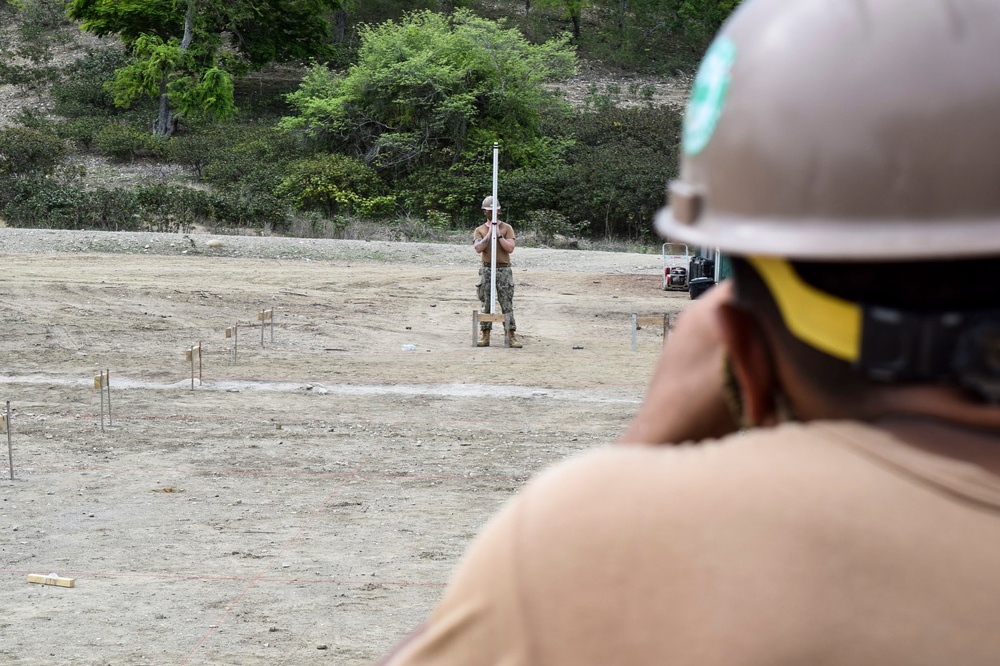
[0,229,689,665]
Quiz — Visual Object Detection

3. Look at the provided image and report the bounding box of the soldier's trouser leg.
[496,267,516,331]
[477,266,516,331]
[477,266,493,331]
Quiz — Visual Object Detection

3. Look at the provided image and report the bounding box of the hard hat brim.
[655,206,1000,262]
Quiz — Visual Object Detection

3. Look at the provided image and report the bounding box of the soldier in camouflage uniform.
[473,196,521,348]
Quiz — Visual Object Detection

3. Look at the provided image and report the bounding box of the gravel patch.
[0,227,664,274]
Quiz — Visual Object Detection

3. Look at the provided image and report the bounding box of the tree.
[281,10,576,176]
[537,0,589,39]
[66,0,341,137]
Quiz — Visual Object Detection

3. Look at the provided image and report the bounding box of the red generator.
[661,242,691,291]
[664,265,689,290]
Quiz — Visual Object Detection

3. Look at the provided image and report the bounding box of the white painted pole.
[490,142,499,315]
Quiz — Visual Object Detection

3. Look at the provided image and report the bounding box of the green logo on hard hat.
[683,36,736,156]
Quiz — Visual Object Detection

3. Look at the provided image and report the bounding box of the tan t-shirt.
[475,222,515,265]
[387,421,1000,665]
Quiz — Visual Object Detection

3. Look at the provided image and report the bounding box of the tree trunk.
[154,79,176,137]
[180,0,195,49]
[333,9,347,43]
[153,0,194,138]
[524,0,530,16]
[571,11,581,39]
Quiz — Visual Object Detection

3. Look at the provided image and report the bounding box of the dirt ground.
[0,229,691,665]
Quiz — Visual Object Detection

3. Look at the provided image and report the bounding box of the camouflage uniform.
[477,265,516,332]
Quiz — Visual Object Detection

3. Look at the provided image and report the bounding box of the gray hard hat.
[655,0,1000,261]
[481,196,501,210]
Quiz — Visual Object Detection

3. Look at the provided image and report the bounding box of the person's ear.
[717,304,778,426]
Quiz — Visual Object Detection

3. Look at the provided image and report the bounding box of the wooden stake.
[94,372,105,432]
[27,574,75,588]
[631,314,670,351]
[259,309,273,346]
[186,344,202,389]
[4,401,11,481]
[106,369,111,426]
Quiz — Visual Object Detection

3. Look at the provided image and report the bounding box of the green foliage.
[10,0,74,61]
[0,126,67,176]
[523,208,589,245]
[164,131,218,179]
[208,189,290,232]
[676,0,742,48]
[55,117,108,151]
[105,34,236,126]
[276,153,388,216]
[51,47,130,117]
[282,10,575,177]
[534,0,588,38]
[67,0,341,135]
[0,177,289,233]
[558,104,682,239]
[200,124,303,192]
[93,122,167,161]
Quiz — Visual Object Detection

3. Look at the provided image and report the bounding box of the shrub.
[0,179,138,230]
[51,47,129,118]
[276,153,387,216]
[165,132,221,180]
[524,208,589,245]
[281,10,575,179]
[0,126,67,176]
[55,117,107,152]
[397,160,492,222]
[94,123,166,161]
[209,190,290,233]
[357,194,398,219]
[133,184,207,232]
[11,0,73,63]
[559,104,682,239]
[201,124,301,193]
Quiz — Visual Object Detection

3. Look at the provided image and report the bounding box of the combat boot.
[477,329,490,347]
[508,330,522,348]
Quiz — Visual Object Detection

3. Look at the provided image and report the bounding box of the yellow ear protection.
[747,256,1000,402]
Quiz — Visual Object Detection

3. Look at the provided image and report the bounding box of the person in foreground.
[381,0,1000,662]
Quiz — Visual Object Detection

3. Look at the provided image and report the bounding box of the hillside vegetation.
[0,0,738,246]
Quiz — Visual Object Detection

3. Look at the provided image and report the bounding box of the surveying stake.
[472,311,511,347]
[259,308,274,347]
[226,323,238,364]
[186,342,202,389]
[93,370,111,431]
[631,314,670,351]
[3,401,11,480]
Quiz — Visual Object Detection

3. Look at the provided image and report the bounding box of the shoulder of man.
[392,423,884,663]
